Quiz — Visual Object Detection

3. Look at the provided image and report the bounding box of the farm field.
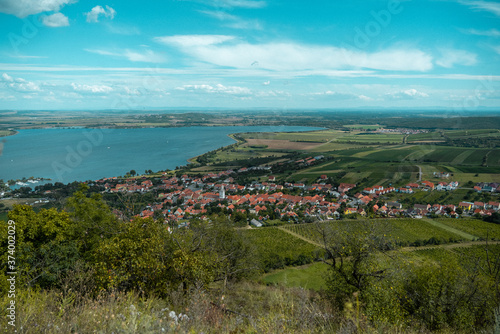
[344,124,381,130]
[242,227,322,272]
[435,218,500,240]
[282,219,467,248]
[335,132,404,144]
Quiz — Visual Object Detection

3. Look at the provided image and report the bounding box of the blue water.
[0,126,321,184]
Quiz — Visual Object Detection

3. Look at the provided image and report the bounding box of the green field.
[242,227,322,272]
[283,219,467,247]
[240,129,344,142]
[262,261,328,291]
[344,124,381,130]
[435,218,500,240]
[335,133,404,144]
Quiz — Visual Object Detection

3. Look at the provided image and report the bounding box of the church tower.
[219,185,226,199]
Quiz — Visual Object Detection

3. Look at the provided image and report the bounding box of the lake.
[0,126,321,184]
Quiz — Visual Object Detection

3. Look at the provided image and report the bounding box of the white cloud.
[86,5,116,23]
[124,50,166,63]
[41,12,69,27]
[176,83,252,95]
[436,49,477,68]
[1,73,40,92]
[262,81,270,85]
[106,23,140,35]
[492,45,500,55]
[192,0,266,8]
[0,0,73,18]
[358,95,372,101]
[71,83,113,93]
[85,48,166,63]
[386,89,429,100]
[200,10,262,30]
[460,1,500,16]
[219,0,266,8]
[461,28,500,37]
[155,35,235,48]
[156,35,434,72]
[310,90,365,100]
[2,73,14,82]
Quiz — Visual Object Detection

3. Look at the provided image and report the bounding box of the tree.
[318,220,393,310]
[130,169,136,176]
[2,205,80,290]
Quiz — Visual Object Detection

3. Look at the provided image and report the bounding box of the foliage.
[242,227,322,272]
[318,220,393,310]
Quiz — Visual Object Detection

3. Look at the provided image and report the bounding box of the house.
[414,204,430,211]
[487,201,500,210]
[458,202,473,211]
[474,186,482,192]
[386,201,402,209]
[473,201,485,209]
[398,187,413,194]
[268,175,276,182]
[344,207,357,215]
[421,181,435,190]
[338,183,356,193]
[363,187,375,194]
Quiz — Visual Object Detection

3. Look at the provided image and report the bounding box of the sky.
[0,0,499,111]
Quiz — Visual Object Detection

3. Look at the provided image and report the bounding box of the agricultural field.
[282,219,467,248]
[239,129,343,142]
[444,129,500,139]
[407,131,445,142]
[242,227,323,272]
[335,132,405,144]
[344,124,381,130]
[435,218,500,240]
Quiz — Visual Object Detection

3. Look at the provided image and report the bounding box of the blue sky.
[0,0,499,110]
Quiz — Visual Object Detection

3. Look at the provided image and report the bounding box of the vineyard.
[282,219,467,248]
[407,244,500,270]
[242,227,323,272]
[435,218,500,240]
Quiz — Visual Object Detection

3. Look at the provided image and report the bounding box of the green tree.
[318,221,392,310]
[2,205,80,289]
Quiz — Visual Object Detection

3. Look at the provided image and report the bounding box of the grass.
[344,124,381,130]
[0,130,16,137]
[262,262,328,291]
[335,133,405,144]
[283,219,466,247]
[435,218,500,240]
[0,283,338,334]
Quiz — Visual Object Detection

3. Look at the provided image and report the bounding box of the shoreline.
[186,132,247,165]
[0,130,18,138]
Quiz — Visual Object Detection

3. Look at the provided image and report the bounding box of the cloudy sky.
[0,0,499,110]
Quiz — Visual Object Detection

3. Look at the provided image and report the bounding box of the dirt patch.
[244,139,321,150]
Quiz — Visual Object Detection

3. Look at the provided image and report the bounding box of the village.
[94,167,500,226]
